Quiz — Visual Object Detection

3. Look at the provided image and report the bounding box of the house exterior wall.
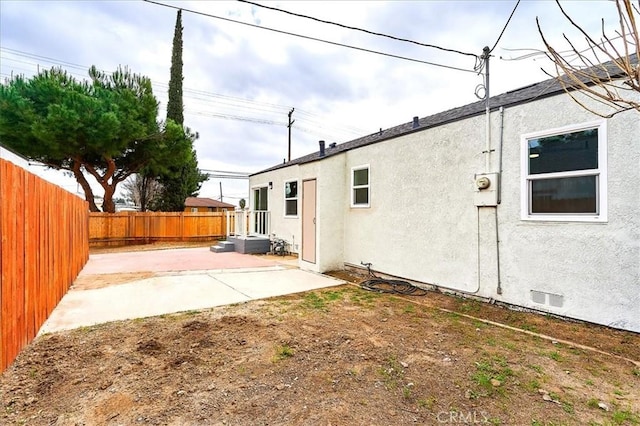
[184,206,231,212]
[342,122,483,292]
[251,165,302,249]
[299,155,346,273]
[0,145,29,168]
[497,94,639,332]
[249,89,639,332]
[250,155,346,273]
[340,93,639,332]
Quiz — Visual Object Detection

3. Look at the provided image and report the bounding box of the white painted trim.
[520,120,608,223]
[283,179,299,218]
[250,184,270,213]
[350,164,370,208]
[250,182,270,190]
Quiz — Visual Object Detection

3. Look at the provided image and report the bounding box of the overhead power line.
[0,47,89,72]
[489,0,521,53]
[200,169,250,180]
[200,169,250,176]
[203,174,249,180]
[141,0,478,74]
[499,34,624,62]
[186,109,286,125]
[237,0,478,58]
[1,48,368,139]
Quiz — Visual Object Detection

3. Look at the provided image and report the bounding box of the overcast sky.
[0,0,625,204]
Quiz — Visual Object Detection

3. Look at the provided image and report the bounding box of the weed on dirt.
[1,284,639,425]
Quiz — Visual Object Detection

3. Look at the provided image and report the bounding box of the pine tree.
[0,66,191,213]
[167,9,184,125]
[153,9,207,211]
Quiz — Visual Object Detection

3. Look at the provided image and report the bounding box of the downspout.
[495,107,504,295]
[475,46,492,295]
[483,46,491,172]
[497,107,504,204]
[473,208,481,294]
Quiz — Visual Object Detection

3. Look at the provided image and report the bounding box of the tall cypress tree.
[153,9,207,211]
[167,9,184,125]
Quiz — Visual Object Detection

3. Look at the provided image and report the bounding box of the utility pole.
[287,108,295,162]
[219,182,223,203]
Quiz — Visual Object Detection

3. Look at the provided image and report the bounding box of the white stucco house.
[247,64,640,333]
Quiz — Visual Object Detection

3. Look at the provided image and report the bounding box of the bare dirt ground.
[1,243,639,425]
[88,240,218,254]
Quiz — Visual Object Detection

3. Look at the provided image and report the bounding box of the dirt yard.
[1,244,639,425]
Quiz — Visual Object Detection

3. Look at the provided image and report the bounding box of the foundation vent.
[530,290,564,308]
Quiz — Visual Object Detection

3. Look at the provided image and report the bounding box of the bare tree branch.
[537,0,639,117]
[122,174,163,211]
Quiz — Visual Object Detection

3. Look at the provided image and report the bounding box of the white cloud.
[0,0,630,204]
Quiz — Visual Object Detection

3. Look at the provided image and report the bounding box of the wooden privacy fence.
[89,211,233,246]
[0,158,89,373]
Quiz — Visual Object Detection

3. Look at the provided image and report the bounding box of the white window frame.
[520,120,607,222]
[252,184,269,211]
[351,164,370,208]
[190,207,198,212]
[284,179,298,218]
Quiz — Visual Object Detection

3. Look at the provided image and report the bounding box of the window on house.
[190,207,198,212]
[351,165,370,207]
[254,187,268,211]
[522,121,607,221]
[284,180,298,216]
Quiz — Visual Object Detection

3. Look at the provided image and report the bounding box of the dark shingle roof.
[253,55,637,176]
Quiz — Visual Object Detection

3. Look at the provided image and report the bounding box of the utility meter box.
[474,172,499,206]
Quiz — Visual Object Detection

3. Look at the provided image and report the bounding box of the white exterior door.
[253,186,269,235]
[302,179,316,263]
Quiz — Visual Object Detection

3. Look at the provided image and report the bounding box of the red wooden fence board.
[88,211,232,246]
[0,159,89,373]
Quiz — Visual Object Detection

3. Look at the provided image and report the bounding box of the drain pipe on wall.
[475,46,492,296]
[472,208,481,294]
[497,107,504,205]
[483,46,492,172]
[495,107,504,295]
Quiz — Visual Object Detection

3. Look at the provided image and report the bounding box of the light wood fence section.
[0,158,89,373]
[89,212,232,247]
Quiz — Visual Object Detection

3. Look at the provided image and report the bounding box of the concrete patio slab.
[80,247,278,275]
[38,249,345,335]
[215,269,345,299]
